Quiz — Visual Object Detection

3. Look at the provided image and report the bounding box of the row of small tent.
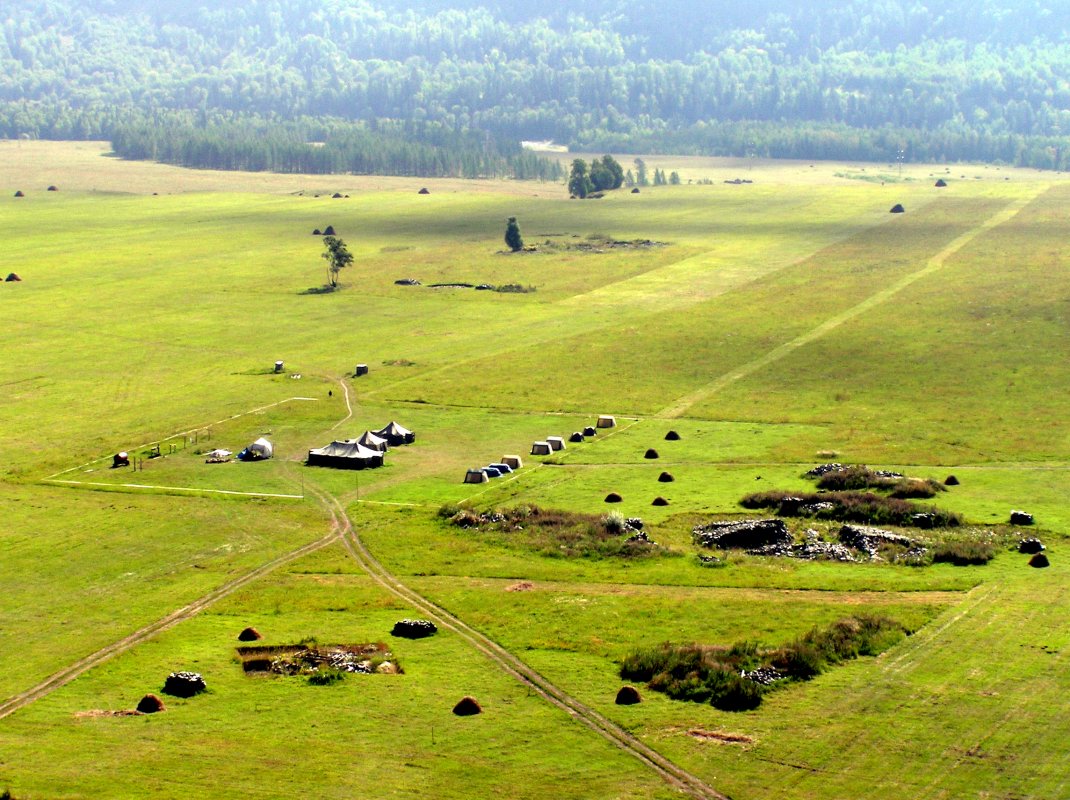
[531,415,615,456]
[464,455,523,484]
[307,421,414,470]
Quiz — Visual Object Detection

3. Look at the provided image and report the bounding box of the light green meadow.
[0,143,1067,799]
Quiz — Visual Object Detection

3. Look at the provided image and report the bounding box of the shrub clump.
[931,540,997,566]
[740,489,962,528]
[445,504,666,559]
[621,616,905,711]
[307,666,347,686]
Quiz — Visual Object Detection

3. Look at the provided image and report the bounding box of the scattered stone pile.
[741,667,782,686]
[615,685,642,705]
[838,525,915,559]
[805,463,904,479]
[267,645,395,675]
[162,671,206,698]
[693,519,791,550]
[392,619,438,639]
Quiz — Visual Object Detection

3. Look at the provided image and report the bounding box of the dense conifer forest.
[2,0,1068,170]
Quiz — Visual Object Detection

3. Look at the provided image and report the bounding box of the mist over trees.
[2,0,1068,169]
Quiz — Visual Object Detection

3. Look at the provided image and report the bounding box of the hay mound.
[453,696,481,715]
[5,273,22,282]
[312,229,322,236]
[136,694,166,713]
[631,188,640,193]
[935,179,948,187]
[391,619,438,639]
[418,187,430,195]
[1029,553,1050,568]
[615,685,641,705]
[890,203,905,213]
[162,671,206,698]
[323,225,336,235]
[658,472,674,483]
[332,192,343,198]
[569,432,584,443]
[47,185,58,191]
[652,496,670,506]
[583,426,597,437]
[605,492,623,503]
[13,190,23,197]
[1019,538,1045,554]
[237,627,262,642]
[944,475,960,486]
[664,430,681,441]
[644,448,659,459]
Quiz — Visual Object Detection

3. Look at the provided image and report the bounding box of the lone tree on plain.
[321,235,353,288]
[504,216,524,251]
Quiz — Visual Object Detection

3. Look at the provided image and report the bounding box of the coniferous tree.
[504,216,524,252]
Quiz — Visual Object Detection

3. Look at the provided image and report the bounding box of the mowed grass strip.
[699,184,1070,464]
[385,193,1010,416]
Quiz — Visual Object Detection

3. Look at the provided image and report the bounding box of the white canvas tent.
[546,436,566,451]
[531,441,552,456]
[241,437,273,460]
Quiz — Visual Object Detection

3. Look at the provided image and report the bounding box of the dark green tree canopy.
[321,235,354,288]
[568,159,594,198]
[504,216,524,252]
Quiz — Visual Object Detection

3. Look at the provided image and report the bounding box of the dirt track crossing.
[306,481,730,800]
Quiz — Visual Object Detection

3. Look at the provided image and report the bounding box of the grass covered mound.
[441,504,667,559]
[740,490,962,528]
[811,465,947,499]
[620,615,907,711]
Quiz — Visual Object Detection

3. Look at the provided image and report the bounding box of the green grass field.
[1,142,1068,799]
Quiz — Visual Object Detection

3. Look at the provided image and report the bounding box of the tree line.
[110,117,565,180]
[2,0,1069,170]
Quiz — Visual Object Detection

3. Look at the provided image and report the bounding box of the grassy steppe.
[0,143,1067,799]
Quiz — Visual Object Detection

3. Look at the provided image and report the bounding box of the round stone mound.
[453,696,482,716]
[605,492,623,503]
[944,475,960,486]
[658,472,674,483]
[162,671,206,698]
[644,449,659,459]
[652,496,670,506]
[1029,553,1050,569]
[392,619,438,639]
[237,627,262,642]
[664,430,681,441]
[615,685,642,705]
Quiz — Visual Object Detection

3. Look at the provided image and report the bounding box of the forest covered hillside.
[2,0,1068,169]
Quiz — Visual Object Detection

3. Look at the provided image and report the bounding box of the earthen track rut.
[3,378,728,800]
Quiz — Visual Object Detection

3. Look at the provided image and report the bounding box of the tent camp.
[531,441,552,456]
[356,430,389,452]
[375,421,415,446]
[307,440,384,469]
[239,438,273,461]
[546,436,566,451]
[597,415,616,429]
[501,455,523,470]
